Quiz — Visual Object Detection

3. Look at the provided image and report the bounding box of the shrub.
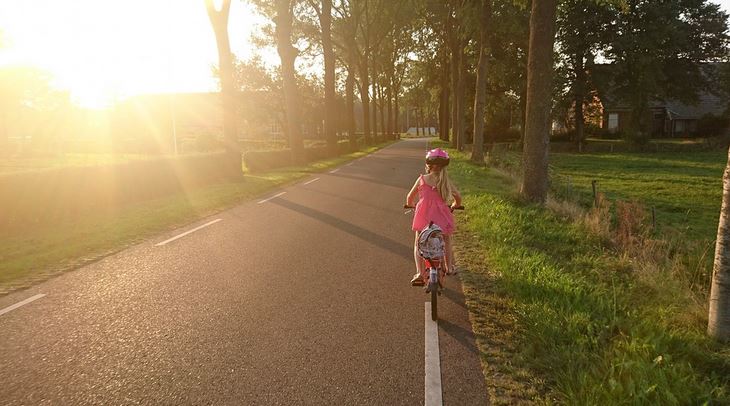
[244,149,293,172]
[623,128,650,146]
[698,113,730,137]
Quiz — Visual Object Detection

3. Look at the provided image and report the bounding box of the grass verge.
[0,142,392,295]
[440,144,730,404]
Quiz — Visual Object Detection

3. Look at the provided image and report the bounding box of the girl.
[405,148,462,285]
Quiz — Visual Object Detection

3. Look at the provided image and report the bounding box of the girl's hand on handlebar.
[450,204,465,212]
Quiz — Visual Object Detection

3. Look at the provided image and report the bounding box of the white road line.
[257,191,287,204]
[329,168,339,174]
[0,294,46,317]
[425,303,443,406]
[303,177,320,185]
[344,162,353,166]
[155,219,222,246]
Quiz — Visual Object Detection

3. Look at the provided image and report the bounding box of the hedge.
[0,152,234,230]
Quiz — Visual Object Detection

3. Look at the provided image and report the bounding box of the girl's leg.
[413,231,425,279]
[444,234,455,274]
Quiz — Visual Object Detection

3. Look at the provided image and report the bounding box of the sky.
[0,0,271,108]
[0,1,728,109]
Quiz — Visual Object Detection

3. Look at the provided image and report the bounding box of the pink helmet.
[425,148,449,166]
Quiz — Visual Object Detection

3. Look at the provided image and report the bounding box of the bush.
[244,149,293,172]
[244,141,358,172]
[623,128,650,145]
[550,131,573,143]
[195,133,222,152]
[487,127,521,143]
[698,113,730,137]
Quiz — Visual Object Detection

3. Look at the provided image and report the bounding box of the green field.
[548,151,726,241]
[438,143,730,404]
[0,143,391,294]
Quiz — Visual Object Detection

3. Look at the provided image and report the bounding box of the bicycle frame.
[422,257,445,290]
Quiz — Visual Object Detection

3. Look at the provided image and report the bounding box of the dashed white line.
[344,162,353,166]
[0,294,46,317]
[329,168,340,174]
[303,177,320,185]
[425,303,443,406]
[155,219,222,246]
[257,191,287,204]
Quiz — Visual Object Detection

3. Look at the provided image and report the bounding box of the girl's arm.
[406,178,420,206]
[451,187,462,208]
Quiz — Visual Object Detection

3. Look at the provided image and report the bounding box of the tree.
[709,146,730,342]
[274,0,305,161]
[448,1,463,149]
[471,0,492,163]
[520,0,558,204]
[231,56,284,137]
[205,0,241,177]
[306,0,338,155]
[555,0,614,151]
[605,0,729,140]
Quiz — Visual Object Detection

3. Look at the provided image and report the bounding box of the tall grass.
[441,144,730,404]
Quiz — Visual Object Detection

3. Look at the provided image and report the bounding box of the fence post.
[652,206,656,230]
[592,180,598,206]
[567,176,572,199]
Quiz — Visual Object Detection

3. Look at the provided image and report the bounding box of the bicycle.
[404,205,464,321]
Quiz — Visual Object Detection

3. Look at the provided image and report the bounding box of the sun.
[0,0,264,109]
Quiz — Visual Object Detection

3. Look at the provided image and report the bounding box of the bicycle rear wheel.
[430,282,438,321]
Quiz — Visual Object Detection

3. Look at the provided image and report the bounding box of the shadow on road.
[327,170,413,191]
[270,198,412,261]
[442,282,467,309]
[438,319,480,356]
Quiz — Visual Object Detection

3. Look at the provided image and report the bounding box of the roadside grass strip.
[0,142,394,295]
[441,147,730,404]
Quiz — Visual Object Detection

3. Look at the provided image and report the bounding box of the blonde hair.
[428,166,454,203]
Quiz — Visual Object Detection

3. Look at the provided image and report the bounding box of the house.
[594,63,730,137]
[600,93,728,137]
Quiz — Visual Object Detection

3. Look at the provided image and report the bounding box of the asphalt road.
[0,139,488,405]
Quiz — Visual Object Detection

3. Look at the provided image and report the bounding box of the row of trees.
[205,0,730,342]
[206,0,728,188]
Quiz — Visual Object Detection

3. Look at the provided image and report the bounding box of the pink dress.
[412,175,455,235]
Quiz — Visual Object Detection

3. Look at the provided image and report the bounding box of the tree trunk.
[359,57,371,145]
[450,37,460,148]
[519,87,527,147]
[394,92,400,136]
[709,146,730,342]
[386,82,393,138]
[379,84,386,138]
[419,107,426,137]
[471,0,491,163]
[371,83,378,141]
[205,0,241,177]
[275,0,304,163]
[456,45,466,151]
[439,58,450,142]
[520,0,557,204]
[574,52,586,153]
[346,66,357,150]
[321,0,337,156]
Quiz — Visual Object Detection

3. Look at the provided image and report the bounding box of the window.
[608,113,619,132]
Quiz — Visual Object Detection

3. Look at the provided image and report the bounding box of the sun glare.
[0,0,262,109]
